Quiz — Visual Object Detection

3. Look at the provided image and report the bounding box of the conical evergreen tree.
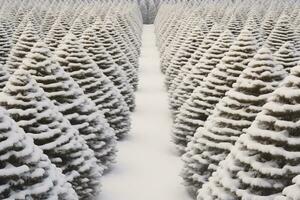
[22,41,117,171]
[5,21,39,74]
[266,14,300,52]
[172,29,257,153]
[70,17,85,38]
[11,16,28,45]
[104,17,138,70]
[165,24,224,90]
[80,27,135,111]
[0,68,102,199]
[56,33,131,139]
[0,107,77,200]
[170,29,234,116]
[169,24,225,108]
[44,19,68,52]
[274,42,300,73]
[198,63,300,199]
[181,47,286,196]
[92,20,138,97]
[226,13,245,37]
[167,25,206,95]
[261,11,278,41]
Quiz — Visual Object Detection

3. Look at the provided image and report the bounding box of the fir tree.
[226,13,245,37]
[173,29,257,153]
[11,16,28,45]
[0,68,102,199]
[116,13,141,56]
[70,17,86,39]
[170,29,234,116]
[182,47,286,196]
[92,21,138,97]
[167,23,205,92]
[167,25,206,95]
[5,21,39,74]
[274,42,300,73]
[165,24,224,90]
[56,33,131,139]
[168,23,224,106]
[0,107,77,200]
[44,19,68,52]
[80,27,135,111]
[261,11,278,41]
[22,41,117,171]
[198,63,300,199]
[266,14,300,52]
[105,16,139,68]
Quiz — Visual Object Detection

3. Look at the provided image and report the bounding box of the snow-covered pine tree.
[167,24,206,95]
[116,12,141,56]
[44,19,68,52]
[39,7,57,38]
[5,21,39,74]
[164,23,224,90]
[80,27,135,111]
[226,13,245,37]
[70,16,86,39]
[56,33,131,139]
[274,42,300,73]
[182,47,286,196]
[0,68,102,199]
[168,23,224,102]
[170,29,234,116]
[104,17,139,78]
[0,107,77,200]
[0,23,11,65]
[162,10,205,82]
[11,16,28,45]
[261,10,278,41]
[92,20,138,95]
[22,41,117,171]
[167,23,205,93]
[172,29,257,153]
[266,14,300,52]
[198,63,300,199]
[100,19,138,90]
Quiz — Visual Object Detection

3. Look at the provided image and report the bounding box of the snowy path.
[99,25,192,200]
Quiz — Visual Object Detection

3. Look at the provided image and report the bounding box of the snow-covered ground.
[99,25,192,200]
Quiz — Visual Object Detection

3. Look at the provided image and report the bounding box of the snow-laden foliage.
[44,19,68,52]
[198,63,300,199]
[22,41,117,171]
[0,106,78,200]
[155,1,300,198]
[5,21,39,74]
[80,27,135,112]
[0,1,142,197]
[56,33,131,139]
[274,42,300,73]
[0,68,102,199]
[182,47,286,196]
[170,29,234,117]
[172,29,257,153]
[92,19,138,104]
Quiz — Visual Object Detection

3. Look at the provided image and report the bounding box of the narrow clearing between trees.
[99,25,192,200]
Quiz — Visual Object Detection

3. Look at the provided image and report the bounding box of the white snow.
[99,25,192,200]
